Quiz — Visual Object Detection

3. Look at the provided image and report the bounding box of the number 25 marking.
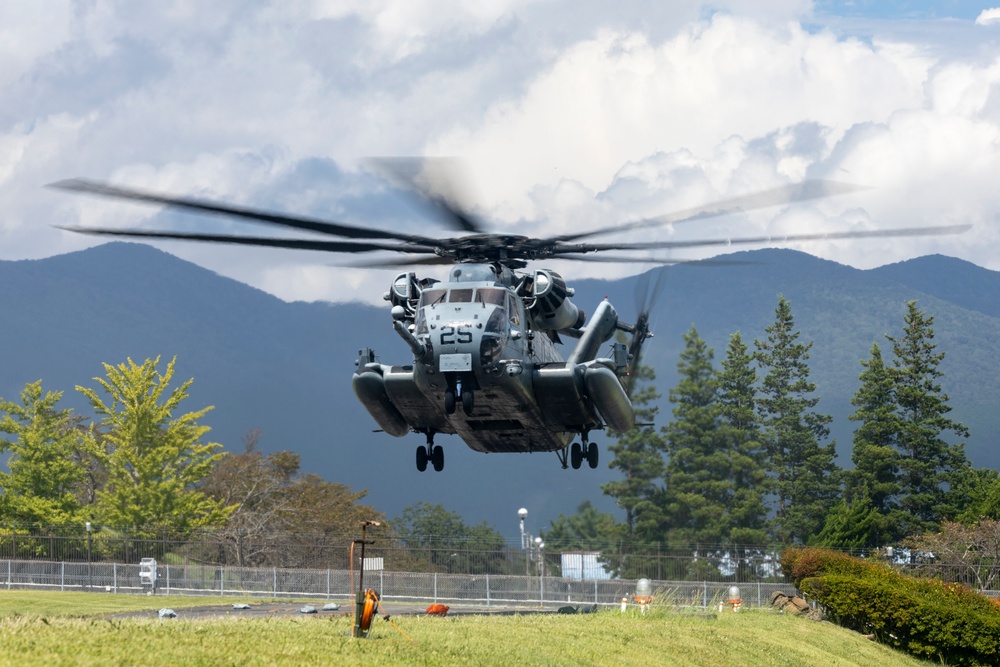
[440,326,473,345]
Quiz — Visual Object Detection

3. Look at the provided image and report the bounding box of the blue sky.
[2,1,1000,303]
[817,1,984,19]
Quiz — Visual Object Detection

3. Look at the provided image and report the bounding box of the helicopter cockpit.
[413,286,519,337]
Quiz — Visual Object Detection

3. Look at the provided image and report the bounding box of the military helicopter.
[51,160,970,472]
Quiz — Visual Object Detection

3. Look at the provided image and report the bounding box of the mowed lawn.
[0,590,930,667]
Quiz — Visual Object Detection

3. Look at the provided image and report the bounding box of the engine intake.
[529,269,585,330]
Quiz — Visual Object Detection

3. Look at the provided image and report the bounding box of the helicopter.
[50,160,970,472]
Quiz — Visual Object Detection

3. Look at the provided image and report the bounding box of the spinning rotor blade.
[551,254,754,266]
[366,158,487,234]
[57,226,439,255]
[48,178,442,245]
[617,268,665,398]
[550,223,972,256]
[553,180,869,243]
[334,255,458,268]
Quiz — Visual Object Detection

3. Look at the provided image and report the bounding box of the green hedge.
[782,547,1000,666]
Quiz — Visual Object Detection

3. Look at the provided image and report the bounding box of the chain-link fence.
[0,558,791,610]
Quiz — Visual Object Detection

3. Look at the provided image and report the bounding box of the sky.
[3,1,1000,304]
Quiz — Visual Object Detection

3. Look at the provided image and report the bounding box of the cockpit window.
[507,293,521,326]
[475,288,507,306]
[449,288,474,303]
[418,288,447,308]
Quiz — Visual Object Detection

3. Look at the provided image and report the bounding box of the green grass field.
[0,590,930,666]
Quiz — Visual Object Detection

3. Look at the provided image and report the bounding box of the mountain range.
[2,242,999,539]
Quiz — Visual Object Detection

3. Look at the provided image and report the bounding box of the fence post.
[61,561,65,591]
[166,565,170,595]
[486,573,490,607]
[220,566,224,596]
[327,569,330,599]
[113,562,117,593]
[273,567,277,598]
[6,560,9,589]
[434,572,438,603]
[702,581,707,609]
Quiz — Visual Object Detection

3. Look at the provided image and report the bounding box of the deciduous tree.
[0,381,95,525]
[77,356,230,533]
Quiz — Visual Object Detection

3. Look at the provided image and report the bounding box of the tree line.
[547,297,993,559]
[0,356,509,569]
[1,297,994,576]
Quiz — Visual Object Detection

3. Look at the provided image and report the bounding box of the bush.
[782,547,1000,666]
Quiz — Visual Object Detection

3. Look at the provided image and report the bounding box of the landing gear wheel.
[416,446,428,472]
[462,390,474,415]
[444,389,456,414]
[431,445,444,471]
[570,442,583,469]
[587,442,599,469]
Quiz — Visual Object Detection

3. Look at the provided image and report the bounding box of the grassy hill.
[0,590,929,667]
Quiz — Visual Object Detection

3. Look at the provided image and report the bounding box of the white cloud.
[2,2,1000,303]
[976,8,1000,26]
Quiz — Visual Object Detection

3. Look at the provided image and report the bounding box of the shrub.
[783,547,1000,666]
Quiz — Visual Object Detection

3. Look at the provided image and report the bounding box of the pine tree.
[717,332,768,546]
[836,342,900,547]
[755,296,840,544]
[601,365,665,543]
[848,342,899,513]
[662,326,729,546]
[887,301,970,535]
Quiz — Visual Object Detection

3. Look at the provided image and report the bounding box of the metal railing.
[0,558,790,609]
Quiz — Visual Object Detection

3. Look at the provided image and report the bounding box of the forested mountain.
[2,242,998,536]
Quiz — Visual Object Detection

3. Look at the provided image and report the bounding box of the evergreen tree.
[601,365,665,543]
[887,301,970,535]
[717,332,768,546]
[838,342,899,547]
[77,356,231,532]
[810,495,885,550]
[755,296,840,544]
[542,500,624,551]
[848,343,899,512]
[662,326,729,546]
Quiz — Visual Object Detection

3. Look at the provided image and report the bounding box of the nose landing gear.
[444,378,474,416]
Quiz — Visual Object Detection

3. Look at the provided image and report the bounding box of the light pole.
[535,537,545,606]
[85,521,92,591]
[518,508,528,576]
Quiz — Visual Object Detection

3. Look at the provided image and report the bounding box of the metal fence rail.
[0,558,791,609]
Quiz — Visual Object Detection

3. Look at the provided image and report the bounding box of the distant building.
[560,551,611,580]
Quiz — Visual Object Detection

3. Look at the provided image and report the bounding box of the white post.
[113,562,117,593]
[61,562,65,591]
[486,573,490,607]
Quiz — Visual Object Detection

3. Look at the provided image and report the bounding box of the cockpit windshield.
[475,288,507,306]
[418,288,447,308]
[448,288,474,303]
